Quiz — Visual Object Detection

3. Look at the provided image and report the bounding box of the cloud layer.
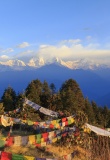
[16,42,30,48]
[36,39,110,64]
[0,38,110,65]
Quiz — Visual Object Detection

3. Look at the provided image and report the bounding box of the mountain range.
[0,57,110,107]
[0,57,110,71]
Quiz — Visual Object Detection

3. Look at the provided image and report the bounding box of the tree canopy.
[1,78,110,128]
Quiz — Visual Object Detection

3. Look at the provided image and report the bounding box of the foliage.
[84,98,95,124]
[1,86,17,112]
[0,103,4,115]
[59,79,85,112]
[40,80,51,108]
[1,78,110,128]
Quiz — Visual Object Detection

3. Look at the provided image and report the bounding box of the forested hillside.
[0,78,110,128]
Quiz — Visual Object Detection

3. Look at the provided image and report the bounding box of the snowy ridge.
[0,57,109,71]
[0,59,26,66]
[27,57,45,67]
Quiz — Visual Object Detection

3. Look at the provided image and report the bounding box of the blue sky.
[0,0,110,64]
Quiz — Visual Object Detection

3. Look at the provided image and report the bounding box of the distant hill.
[0,63,110,107]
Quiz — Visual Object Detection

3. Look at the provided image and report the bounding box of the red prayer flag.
[42,132,48,138]
[65,121,68,126]
[62,117,67,122]
[1,151,12,160]
[6,137,14,146]
[49,124,54,129]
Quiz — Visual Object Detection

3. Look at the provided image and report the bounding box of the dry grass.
[2,129,110,160]
[4,144,89,160]
[4,145,53,158]
[3,140,110,160]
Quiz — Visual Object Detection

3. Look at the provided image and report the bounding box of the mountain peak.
[0,57,110,71]
[27,57,45,68]
[0,59,26,66]
[52,57,61,63]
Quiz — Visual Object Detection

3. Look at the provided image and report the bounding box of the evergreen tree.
[47,83,58,111]
[50,83,56,94]
[16,92,25,110]
[101,106,110,127]
[23,80,43,120]
[1,86,17,112]
[55,92,64,111]
[25,79,42,105]
[106,110,110,128]
[84,98,95,124]
[91,101,104,126]
[60,79,85,112]
[96,108,105,127]
[0,103,4,114]
[40,80,51,108]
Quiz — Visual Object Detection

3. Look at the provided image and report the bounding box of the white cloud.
[2,48,14,53]
[60,39,81,45]
[16,42,30,48]
[15,50,34,58]
[38,45,72,60]
[39,45,51,49]
[85,43,100,49]
[36,42,110,65]
[7,38,110,65]
[0,55,9,61]
[14,50,36,62]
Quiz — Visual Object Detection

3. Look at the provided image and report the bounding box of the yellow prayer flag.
[55,123,60,129]
[52,137,57,143]
[21,119,27,123]
[41,138,44,142]
[70,117,75,123]
[51,120,56,125]
[1,137,7,141]
[24,156,35,160]
[28,135,35,144]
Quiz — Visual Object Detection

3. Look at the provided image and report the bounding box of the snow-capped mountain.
[27,57,45,67]
[0,59,26,66]
[66,59,109,70]
[0,56,110,107]
[0,57,109,71]
[0,59,26,71]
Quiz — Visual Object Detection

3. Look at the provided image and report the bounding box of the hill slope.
[0,64,110,107]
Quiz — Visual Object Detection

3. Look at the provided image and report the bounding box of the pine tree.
[55,92,64,111]
[84,98,95,124]
[16,92,25,110]
[91,101,104,126]
[25,79,42,105]
[0,103,4,114]
[101,106,110,127]
[60,79,85,112]
[50,83,56,94]
[1,86,17,112]
[40,80,51,108]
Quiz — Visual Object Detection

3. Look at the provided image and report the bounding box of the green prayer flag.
[12,154,24,160]
[56,119,61,123]
[68,119,71,125]
[36,138,41,144]
[27,120,33,125]
[0,139,5,148]
[36,134,41,139]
